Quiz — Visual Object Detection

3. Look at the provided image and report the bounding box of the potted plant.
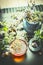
[23,11,43,35]
[29,29,43,52]
[0,21,9,55]
[0,21,17,55]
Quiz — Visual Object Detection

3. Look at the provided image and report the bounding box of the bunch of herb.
[24,11,43,23]
[34,29,43,42]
